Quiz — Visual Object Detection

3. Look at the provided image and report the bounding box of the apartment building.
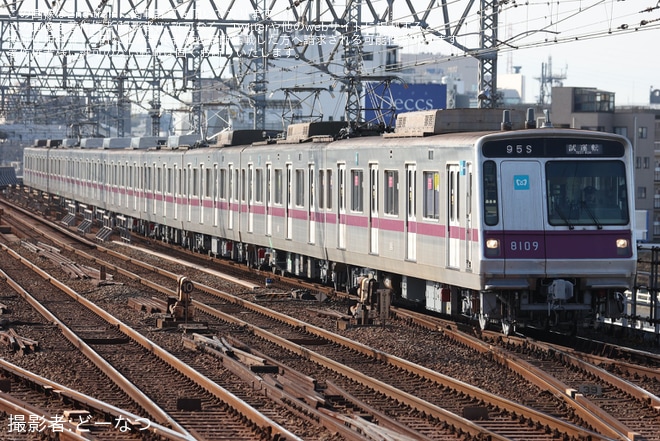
[550,87,660,241]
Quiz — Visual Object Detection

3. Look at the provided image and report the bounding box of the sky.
[5,0,657,109]
[497,1,660,106]
[355,0,660,106]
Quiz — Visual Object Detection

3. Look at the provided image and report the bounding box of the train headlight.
[485,238,500,257]
[616,238,630,256]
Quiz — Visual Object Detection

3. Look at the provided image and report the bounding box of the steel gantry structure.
[0,0,500,137]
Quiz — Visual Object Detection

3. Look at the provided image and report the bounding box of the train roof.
[24,109,631,155]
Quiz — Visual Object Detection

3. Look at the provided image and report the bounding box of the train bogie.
[22,109,637,334]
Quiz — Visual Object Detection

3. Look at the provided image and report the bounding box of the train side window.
[483,160,499,226]
[255,168,263,203]
[234,168,240,201]
[146,165,152,191]
[351,169,364,212]
[241,168,247,202]
[205,167,212,198]
[182,168,187,195]
[309,165,315,209]
[247,167,253,203]
[423,171,440,220]
[318,170,325,209]
[219,168,227,199]
[295,169,305,207]
[384,170,399,216]
[274,169,283,205]
[326,169,333,210]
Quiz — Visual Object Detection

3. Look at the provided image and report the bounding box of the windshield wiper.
[554,207,574,229]
[581,202,602,229]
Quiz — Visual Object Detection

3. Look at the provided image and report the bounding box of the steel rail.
[0,244,194,440]
[392,307,644,441]
[0,358,192,441]
[0,243,303,441]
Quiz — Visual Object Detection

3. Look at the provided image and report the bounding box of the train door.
[198,165,204,223]
[144,164,149,214]
[369,163,379,254]
[162,164,168,218]
[447,164,460,268]
[111,162,116,206]
[405,164,416,261]
[187,164,192,222]
[152,163,158,216]
[173,165,179,220]
[500,161,545,271]
[286,163,293,240]
[247,164,254,233]
[213,165,218,227]
[266,164,272,235]
[228,164,234,230]
[119,163,124,208]
[338,163,347,249]
[465,162,473,270]
[308,164,315,244]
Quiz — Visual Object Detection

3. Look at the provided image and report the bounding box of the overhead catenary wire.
[0,0,657,123]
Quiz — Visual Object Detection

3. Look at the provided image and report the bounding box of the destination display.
[481,137,626,158]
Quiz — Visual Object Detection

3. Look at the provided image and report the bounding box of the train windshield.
[546,160,628,226]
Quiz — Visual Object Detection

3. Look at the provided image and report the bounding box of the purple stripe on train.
[484,230,632,259]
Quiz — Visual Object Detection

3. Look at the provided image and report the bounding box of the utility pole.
[477,0,499,108]
[536,56,567,105]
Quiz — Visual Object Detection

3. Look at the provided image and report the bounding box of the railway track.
[0,243,308,440]
[391,308,660,441]
[2,196,659,440]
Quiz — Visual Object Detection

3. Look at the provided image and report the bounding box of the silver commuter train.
[22,109,637,334]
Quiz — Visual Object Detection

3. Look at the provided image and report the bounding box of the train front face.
[477,130,636,331]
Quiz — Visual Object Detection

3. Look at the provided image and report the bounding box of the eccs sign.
[394,97,435,111]
[364,83,447,123]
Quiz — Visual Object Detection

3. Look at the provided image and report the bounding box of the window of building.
[638,126,648,139]
[572,88,615,113]
[614,126,628,138]
[638,186,647,199]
